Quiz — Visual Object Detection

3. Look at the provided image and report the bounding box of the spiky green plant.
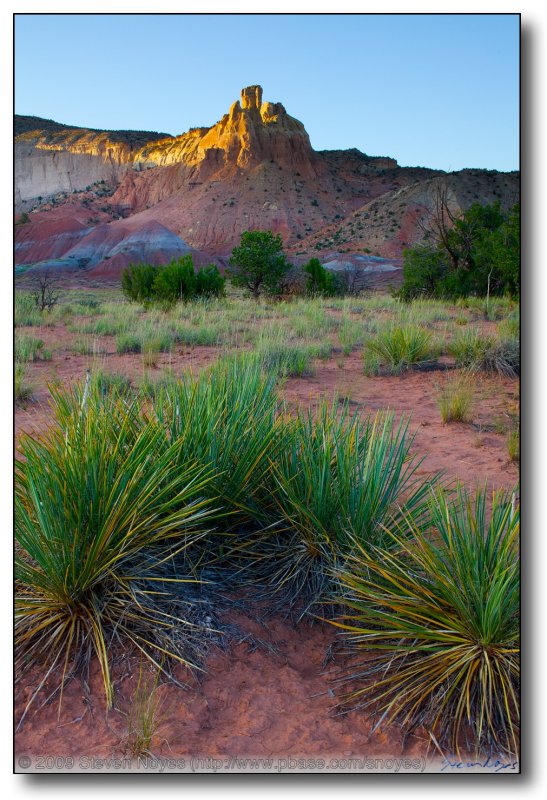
[265,405,441,613]
[331,487,520,757]
[364,325,434,373]
[15,385,216,719]
[483,338,520,378]
[449,328,495,369]
[15,334,51,362]
[155,358,285,528]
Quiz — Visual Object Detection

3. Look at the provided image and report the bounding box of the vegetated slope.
[15,85,519,275]
[294,170,520,260]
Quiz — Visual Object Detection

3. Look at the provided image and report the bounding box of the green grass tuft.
[436,375,474,423]
[364,325,435,373]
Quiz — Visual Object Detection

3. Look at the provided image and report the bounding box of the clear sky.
[14,13,519,172]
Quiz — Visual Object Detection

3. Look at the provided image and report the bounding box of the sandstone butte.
[14,85,519,277]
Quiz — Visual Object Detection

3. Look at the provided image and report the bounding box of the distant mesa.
[14,85,519,277]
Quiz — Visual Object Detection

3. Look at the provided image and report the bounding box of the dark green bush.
[153,256,196,303]
[303,258,336,296]
[121,258,225,303]
[227,230,291,298]
[195,263,226,297]
[398,201,520,300]
[121,262,156,303]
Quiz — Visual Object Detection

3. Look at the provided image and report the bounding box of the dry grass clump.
[15,334,52,362]
[15,363,33,404]
[507,427,520,463]
[450,328,519,378]
[124,663,164,757]
[436,375,474,423]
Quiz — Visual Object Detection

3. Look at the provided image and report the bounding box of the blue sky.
[14,13,519,172]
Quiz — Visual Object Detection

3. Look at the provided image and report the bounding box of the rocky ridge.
[14,86,519,276]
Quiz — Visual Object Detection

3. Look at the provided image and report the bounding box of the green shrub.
[332,487,520,757]
[153,256,197,303]
[122,259,225,304]
[121,262,156,303]
[398,201,520,299]
[265,407,440,613]
[195,264,226,298]
[15,387,217,715]
[227,230,291,298]
[304,258,336,296]
[364,325,434,373]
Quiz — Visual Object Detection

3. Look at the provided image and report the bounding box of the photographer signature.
[440,755,519,773]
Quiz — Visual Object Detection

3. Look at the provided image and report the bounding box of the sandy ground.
[14,327,519,770]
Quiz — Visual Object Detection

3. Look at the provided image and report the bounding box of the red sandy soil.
[16,613,432,767]
[14,326,519,769]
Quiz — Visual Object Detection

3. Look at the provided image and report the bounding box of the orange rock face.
[15,86,519,274]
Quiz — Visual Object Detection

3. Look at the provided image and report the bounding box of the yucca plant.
[331,487,520,757]
[155,358,286,529]
[449,328,495,369]
[16,385,217,720]
[265,404,441,614]
[364,325,435,373]
[483,338,520,378]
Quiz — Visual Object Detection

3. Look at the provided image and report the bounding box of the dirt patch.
[15,612,429,764]
[283,352,518,491]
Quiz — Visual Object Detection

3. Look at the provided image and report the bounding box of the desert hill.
[14,85,519,276]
